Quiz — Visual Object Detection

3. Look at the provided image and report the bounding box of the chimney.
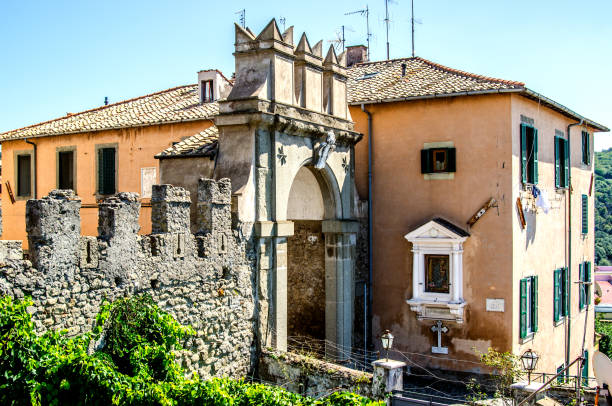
[197,70,233,103]
[346,45,368,67]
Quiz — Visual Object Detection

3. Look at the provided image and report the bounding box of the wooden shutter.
[582,194,588,234]
[447,148,456,172]
[97,148,104,194]
[103,148,116,194]
[17,155,32,197]
[563,267,569,317]
[587,132,591,165]
[583,350,589,382]
[520,278,527,338]
[579,262,585,310]
[554,269,560,322]
[532,275,538,332]
[586,261,592,305]
[532,128,539,184]
[421,149,432,174]
[554,137,561,188]
[563,139,570,188]
[521,124,527,184]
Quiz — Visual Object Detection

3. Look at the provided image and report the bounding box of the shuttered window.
[520,276,538,338]
[557,365,565,384]
[554,136,569,188]
[554,267,569,322]
[580,261,591,310]
[582,194,588,234]
[421,148,456,174]
[16,154,32,197]
[582,350,589,383]
[97,147,116,195]
[582,131,590,165]
[521,124,538,184]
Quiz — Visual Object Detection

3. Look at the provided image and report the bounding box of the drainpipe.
[566,119,583,369]
[24,139,37,199]
[361,104,373,351]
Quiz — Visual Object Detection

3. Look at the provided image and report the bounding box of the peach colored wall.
[510,94,596,377]
[351,94,515,372]
[1,120,213,246]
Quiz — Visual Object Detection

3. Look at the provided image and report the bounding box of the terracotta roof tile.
[156,126,218,158]
[0,85,218,141]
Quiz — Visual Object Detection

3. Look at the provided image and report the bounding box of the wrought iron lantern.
[381,329,394,361]
[520,349,539,384]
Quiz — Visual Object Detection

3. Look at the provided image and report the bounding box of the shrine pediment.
[404,217,469,244]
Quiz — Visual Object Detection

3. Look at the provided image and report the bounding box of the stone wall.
[0,179,257,379]
[259,349,373,399]
[287,220,325,341]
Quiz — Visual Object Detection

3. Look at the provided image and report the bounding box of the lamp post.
[521,349,539,384]
[381,329,394,362]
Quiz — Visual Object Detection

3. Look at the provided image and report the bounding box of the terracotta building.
[0,70,230,244]
[348,55,608,377]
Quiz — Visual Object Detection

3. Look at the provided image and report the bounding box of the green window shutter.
[583,350,589,382]
[563,139,570,188]
[447,148,456,172]
[532,275,538,332]
[587,261,592,305]
[554,269,560,322]
[103,148,116,194]
[587,133,591,165]
[563,267,569,317]
[97,148,104,194]
[520,278,527,338]
[554,137,561,188]
[532,128,539,184]
[521,124,527,184]
[579,263,585,310]
[557,365,565,384]
[421,149,432,174]
[582,194,588,234]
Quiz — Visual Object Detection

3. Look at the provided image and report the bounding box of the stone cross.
[431,320,449,354]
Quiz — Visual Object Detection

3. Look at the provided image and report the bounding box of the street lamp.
[521,349,539,384]
[381,329,394,361]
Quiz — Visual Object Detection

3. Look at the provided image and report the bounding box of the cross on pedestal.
[431,320,449,354]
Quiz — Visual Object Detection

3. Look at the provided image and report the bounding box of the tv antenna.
[384,0,391,59]
[411,0,422,57]
[345,5,371,61]
[329,25,354,53]
[235,9,245,28]
[279,17,286,32]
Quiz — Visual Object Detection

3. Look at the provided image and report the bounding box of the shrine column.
[323,219,359,359]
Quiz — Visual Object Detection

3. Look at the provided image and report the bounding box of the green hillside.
[596,148,612,265]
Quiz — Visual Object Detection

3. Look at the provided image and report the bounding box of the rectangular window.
[520,276,538,338]
[97,147,116,195]
[557,364,565,384]
[582,194,588,234]
[580,261,591,310]
[521,123,538,184]
[58,150,74,190]
[582,131,591,165]
[555,136,569,188]
[421,148,456,174]
[554,267,569,322]
[16,154,32,197]
[201,80,214,102]
[424,255,450,293]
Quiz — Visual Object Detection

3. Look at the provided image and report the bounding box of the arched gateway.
[213,20,361,357]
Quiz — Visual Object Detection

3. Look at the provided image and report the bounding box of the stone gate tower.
[214,19,361,355]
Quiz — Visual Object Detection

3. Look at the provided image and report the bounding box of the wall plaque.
[486,298,505,312]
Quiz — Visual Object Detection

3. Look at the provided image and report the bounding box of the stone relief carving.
[314,131,336,169]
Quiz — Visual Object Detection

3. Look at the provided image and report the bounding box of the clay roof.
[348,57,608,132]
[0,85,218,141]
[156,126,218,159]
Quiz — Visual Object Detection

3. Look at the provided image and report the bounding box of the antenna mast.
[345,5,371,61]
[235,9,245,28]
[411,0,415,57]
[384,0,390,59]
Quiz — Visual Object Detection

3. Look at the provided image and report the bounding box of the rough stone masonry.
[0,179,257,379]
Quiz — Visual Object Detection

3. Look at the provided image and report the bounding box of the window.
[582,194,588,234]
[58,150,74,190]
[421,148,456,174]
[554,267,568,322]
[582,131,591,165]
[16,154,32,197]
[201,80,214,103]
[582,350,589,383]
[425,255,450,293]
[557,364,566,384]
[555,136,569,188]
[579,261,591,310]
[97,147,116,195]
[520,124,538,184]
[520,276,538,339]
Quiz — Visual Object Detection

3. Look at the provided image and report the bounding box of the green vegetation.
[595,315,612,359]
[595,148,612,265]
[0,295,381,406]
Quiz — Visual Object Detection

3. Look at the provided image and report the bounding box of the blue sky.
[1,0,611,148]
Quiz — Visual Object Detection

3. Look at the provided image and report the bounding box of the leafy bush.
[0,295,381,406]
[595,149,612,265]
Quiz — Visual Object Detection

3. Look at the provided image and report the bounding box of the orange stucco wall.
[1,120,212,246]
[351,94,515,373]
[350,93,597,376]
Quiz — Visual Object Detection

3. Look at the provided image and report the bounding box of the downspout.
[566,119,583,368]
[24,139,37,199]
[361,104,373,350]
